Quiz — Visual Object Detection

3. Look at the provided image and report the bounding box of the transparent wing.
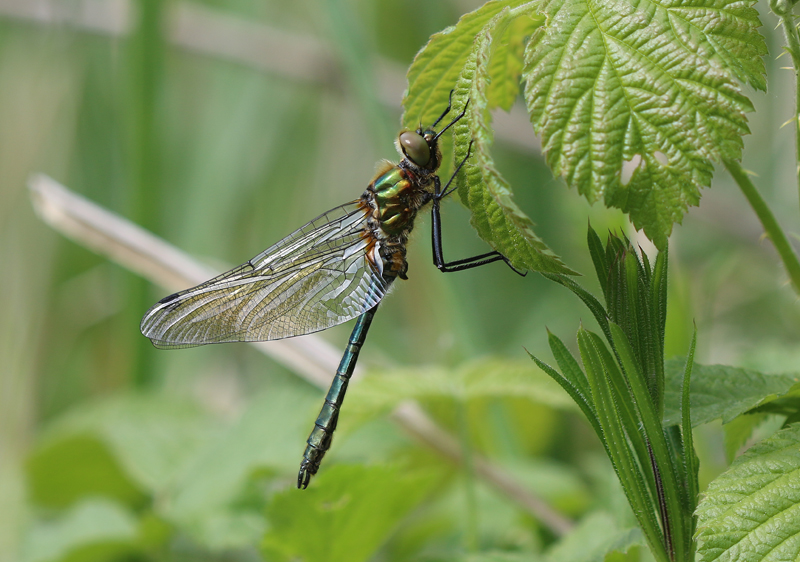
[140,202,390,349]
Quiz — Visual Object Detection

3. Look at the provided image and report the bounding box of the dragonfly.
[140,94,520,489]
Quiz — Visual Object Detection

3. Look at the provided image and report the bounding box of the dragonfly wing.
[140,202,390,348]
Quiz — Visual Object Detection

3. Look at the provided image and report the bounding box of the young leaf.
[696,424,800,562]
[452,7,576,274]
[522,0,765,248]
[403,0,529,130]
[165,390,321,541]
[24,393,220,510]
[486,13,543,111]
[403,1,573,274]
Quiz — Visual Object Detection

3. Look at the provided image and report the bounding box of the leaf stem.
[723,159,800,295]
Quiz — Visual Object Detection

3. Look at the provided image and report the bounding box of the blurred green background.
[2,0,799,561]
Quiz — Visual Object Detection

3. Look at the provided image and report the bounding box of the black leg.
[431,142,525,276]
[434,98,470,142]
[430,90,454,129]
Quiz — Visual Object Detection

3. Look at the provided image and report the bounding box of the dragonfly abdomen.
[297,303,378,489]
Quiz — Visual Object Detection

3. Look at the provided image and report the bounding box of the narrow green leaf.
[610,322,687,559]
[696,424,800,562]
[522,0,764,248]
[587,225,609,299]
[583,328,657,506]
[681,328,698,506]
[546,329,593,409]
[663,360,800,427]
[623,251,644,375]
[452,8,575,274]
[540,273,612,344]
[577,329,667,561]
[532,353,601,439]
[651,247,669,416]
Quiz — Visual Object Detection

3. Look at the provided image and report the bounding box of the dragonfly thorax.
[360,124,447,282]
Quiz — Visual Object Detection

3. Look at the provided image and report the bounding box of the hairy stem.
[724,159,800,296]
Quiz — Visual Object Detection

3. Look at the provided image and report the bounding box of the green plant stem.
[773,3,800,210]
[724,159,800,296]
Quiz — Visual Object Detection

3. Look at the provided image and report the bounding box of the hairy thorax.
[361,161,434,281]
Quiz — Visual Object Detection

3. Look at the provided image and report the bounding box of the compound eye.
[399,131,431,167]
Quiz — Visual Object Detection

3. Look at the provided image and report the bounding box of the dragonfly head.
[397,128,441,173]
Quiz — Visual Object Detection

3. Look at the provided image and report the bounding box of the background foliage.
[2,0,800,561]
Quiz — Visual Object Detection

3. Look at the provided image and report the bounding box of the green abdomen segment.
[297,303,378,488]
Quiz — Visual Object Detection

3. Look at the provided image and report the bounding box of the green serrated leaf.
[486,14,544,111]
[663,360,800,427]
[452,9,575,274]
[696,424,800,562]
[403,1,573,274]
[522,0,764,248]
[261,464,438,562]
[403,0,524,131]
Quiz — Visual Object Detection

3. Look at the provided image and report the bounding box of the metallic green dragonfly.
[140,96,517,489]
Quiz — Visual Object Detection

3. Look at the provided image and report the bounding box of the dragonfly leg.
[431,142,526,275]
[430,90,454,128]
